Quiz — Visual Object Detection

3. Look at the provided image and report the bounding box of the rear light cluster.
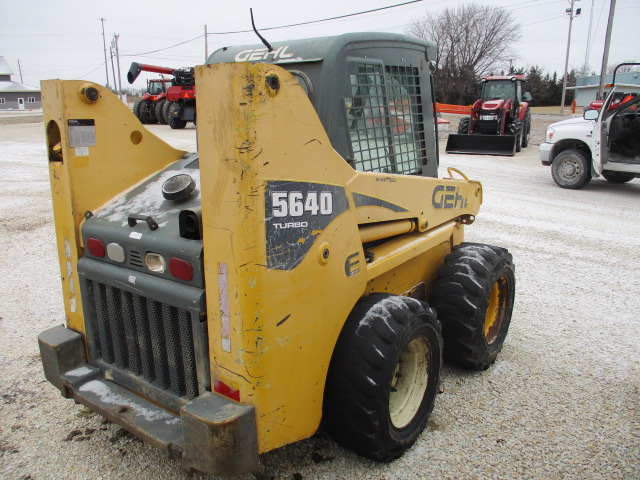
[86,238,193,281]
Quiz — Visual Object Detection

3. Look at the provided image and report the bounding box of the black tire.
[162,100,172,124]
[168,102,187,129]
[521,110,531,148]
[323,294,442,462]
[432,243,515,370]
[457,117,470,134]
[508,119,523,153]
[601,170,635,184]
[551,149,592,189]
[132,99,143,122]
[155,99,167,124]
[137,99,157,124]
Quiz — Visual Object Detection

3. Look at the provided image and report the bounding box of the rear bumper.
[540,142,553,165]
[38,325,260,476]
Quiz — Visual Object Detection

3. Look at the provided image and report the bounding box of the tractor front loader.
[39,33,515,476]
[446,75,532,156]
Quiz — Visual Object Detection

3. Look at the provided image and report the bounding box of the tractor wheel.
[432,243,515,370]
[155,99,167,124]
[601,170,635,184]
[162,100,172,124]
[132,100,143,122]
[551,149,591,189]
[521,110,531,148]
[138,100,157,124]
[508,120,523,153]
[168,102,187,129]
[323,294,442,461]
[457,117,470,134]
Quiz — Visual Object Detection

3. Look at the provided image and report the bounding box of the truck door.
[597,88,618,172]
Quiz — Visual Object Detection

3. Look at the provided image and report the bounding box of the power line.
[206,0,425,35]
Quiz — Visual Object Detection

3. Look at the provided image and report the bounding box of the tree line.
[407,4,578,106]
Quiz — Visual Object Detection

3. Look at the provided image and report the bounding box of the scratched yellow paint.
[42,80,185,334]
[196,63,482,453]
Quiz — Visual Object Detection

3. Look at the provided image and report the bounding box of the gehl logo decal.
[234,46,294,62]
[432,185,468,209]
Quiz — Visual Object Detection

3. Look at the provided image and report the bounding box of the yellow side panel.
[197,64,367,453]
[42,81,186,333]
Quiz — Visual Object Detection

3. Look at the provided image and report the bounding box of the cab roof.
[206,32,434,65]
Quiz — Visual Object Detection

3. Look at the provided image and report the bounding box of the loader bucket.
[445,134,517,156]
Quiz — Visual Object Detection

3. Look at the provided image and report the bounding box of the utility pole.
[560,0,581,114]
[113,34,123,98]
[100,18,110,88]
[17,59,23,83]
[598,0,616,100]
[204,25,209,61]
[109,46,117,94]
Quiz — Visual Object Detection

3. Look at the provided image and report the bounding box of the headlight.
[546,128,555,142]
[144,252,166,273]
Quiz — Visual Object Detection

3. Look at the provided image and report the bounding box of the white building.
[568,70,640,107]
[0,56,41,110]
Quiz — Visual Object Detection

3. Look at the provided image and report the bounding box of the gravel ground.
[1,114,639,480]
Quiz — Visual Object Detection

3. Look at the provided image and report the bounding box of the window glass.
[346,64,424,174]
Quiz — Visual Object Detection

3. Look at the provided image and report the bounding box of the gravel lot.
[1,114,639,480]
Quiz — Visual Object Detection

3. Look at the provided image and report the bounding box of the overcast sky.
[1,0,638,90]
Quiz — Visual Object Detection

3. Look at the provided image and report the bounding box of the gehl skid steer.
[39,33,515,476]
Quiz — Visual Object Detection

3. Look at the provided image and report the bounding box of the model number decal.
[271,191,333,218]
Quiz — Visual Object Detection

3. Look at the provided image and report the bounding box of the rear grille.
[88,280,199,399]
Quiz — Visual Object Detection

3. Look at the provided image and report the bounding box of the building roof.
[0,80,40,93]
[0,56,14,75]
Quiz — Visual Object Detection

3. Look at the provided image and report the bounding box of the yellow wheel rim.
[484,276,508,344]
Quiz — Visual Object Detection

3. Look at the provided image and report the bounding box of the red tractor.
[446,75,532,156]
[128,63,196,129]
[132,78,172,125]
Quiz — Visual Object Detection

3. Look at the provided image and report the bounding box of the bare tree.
[406,4,520,104]
[607,61,640,73]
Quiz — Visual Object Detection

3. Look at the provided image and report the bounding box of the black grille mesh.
[89,280,198,399]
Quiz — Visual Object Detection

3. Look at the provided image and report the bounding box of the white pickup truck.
[540,87,640,189]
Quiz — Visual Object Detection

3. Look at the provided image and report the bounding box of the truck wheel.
[168,102,187,129]
[551,149,591,189]
[155,99,167,124]
[432,243,515,370]
[601,170,635,184]
[457,117,470,134]
[162,100,172,124]
[521,110,531,147]
[132,99,143,122]
[323,294,442,462]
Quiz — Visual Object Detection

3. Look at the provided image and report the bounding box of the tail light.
[86,238,105,257]
[144,253,166,273]
[214,380,240,402]
[169,258,193,281]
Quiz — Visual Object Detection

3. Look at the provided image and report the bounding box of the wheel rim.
[389,337,430,429]
[558,156,583,183]
[484,276,509,344]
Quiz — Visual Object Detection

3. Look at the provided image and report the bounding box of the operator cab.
[207,33,439,177]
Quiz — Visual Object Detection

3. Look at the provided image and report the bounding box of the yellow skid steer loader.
[38,33,515,476]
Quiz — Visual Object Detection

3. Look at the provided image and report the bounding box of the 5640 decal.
[271,191,333,218]
[265,181,348,271]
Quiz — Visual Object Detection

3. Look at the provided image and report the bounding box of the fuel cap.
[162,174,196,201]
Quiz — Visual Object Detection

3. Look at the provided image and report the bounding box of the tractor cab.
[147,79,168,96]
